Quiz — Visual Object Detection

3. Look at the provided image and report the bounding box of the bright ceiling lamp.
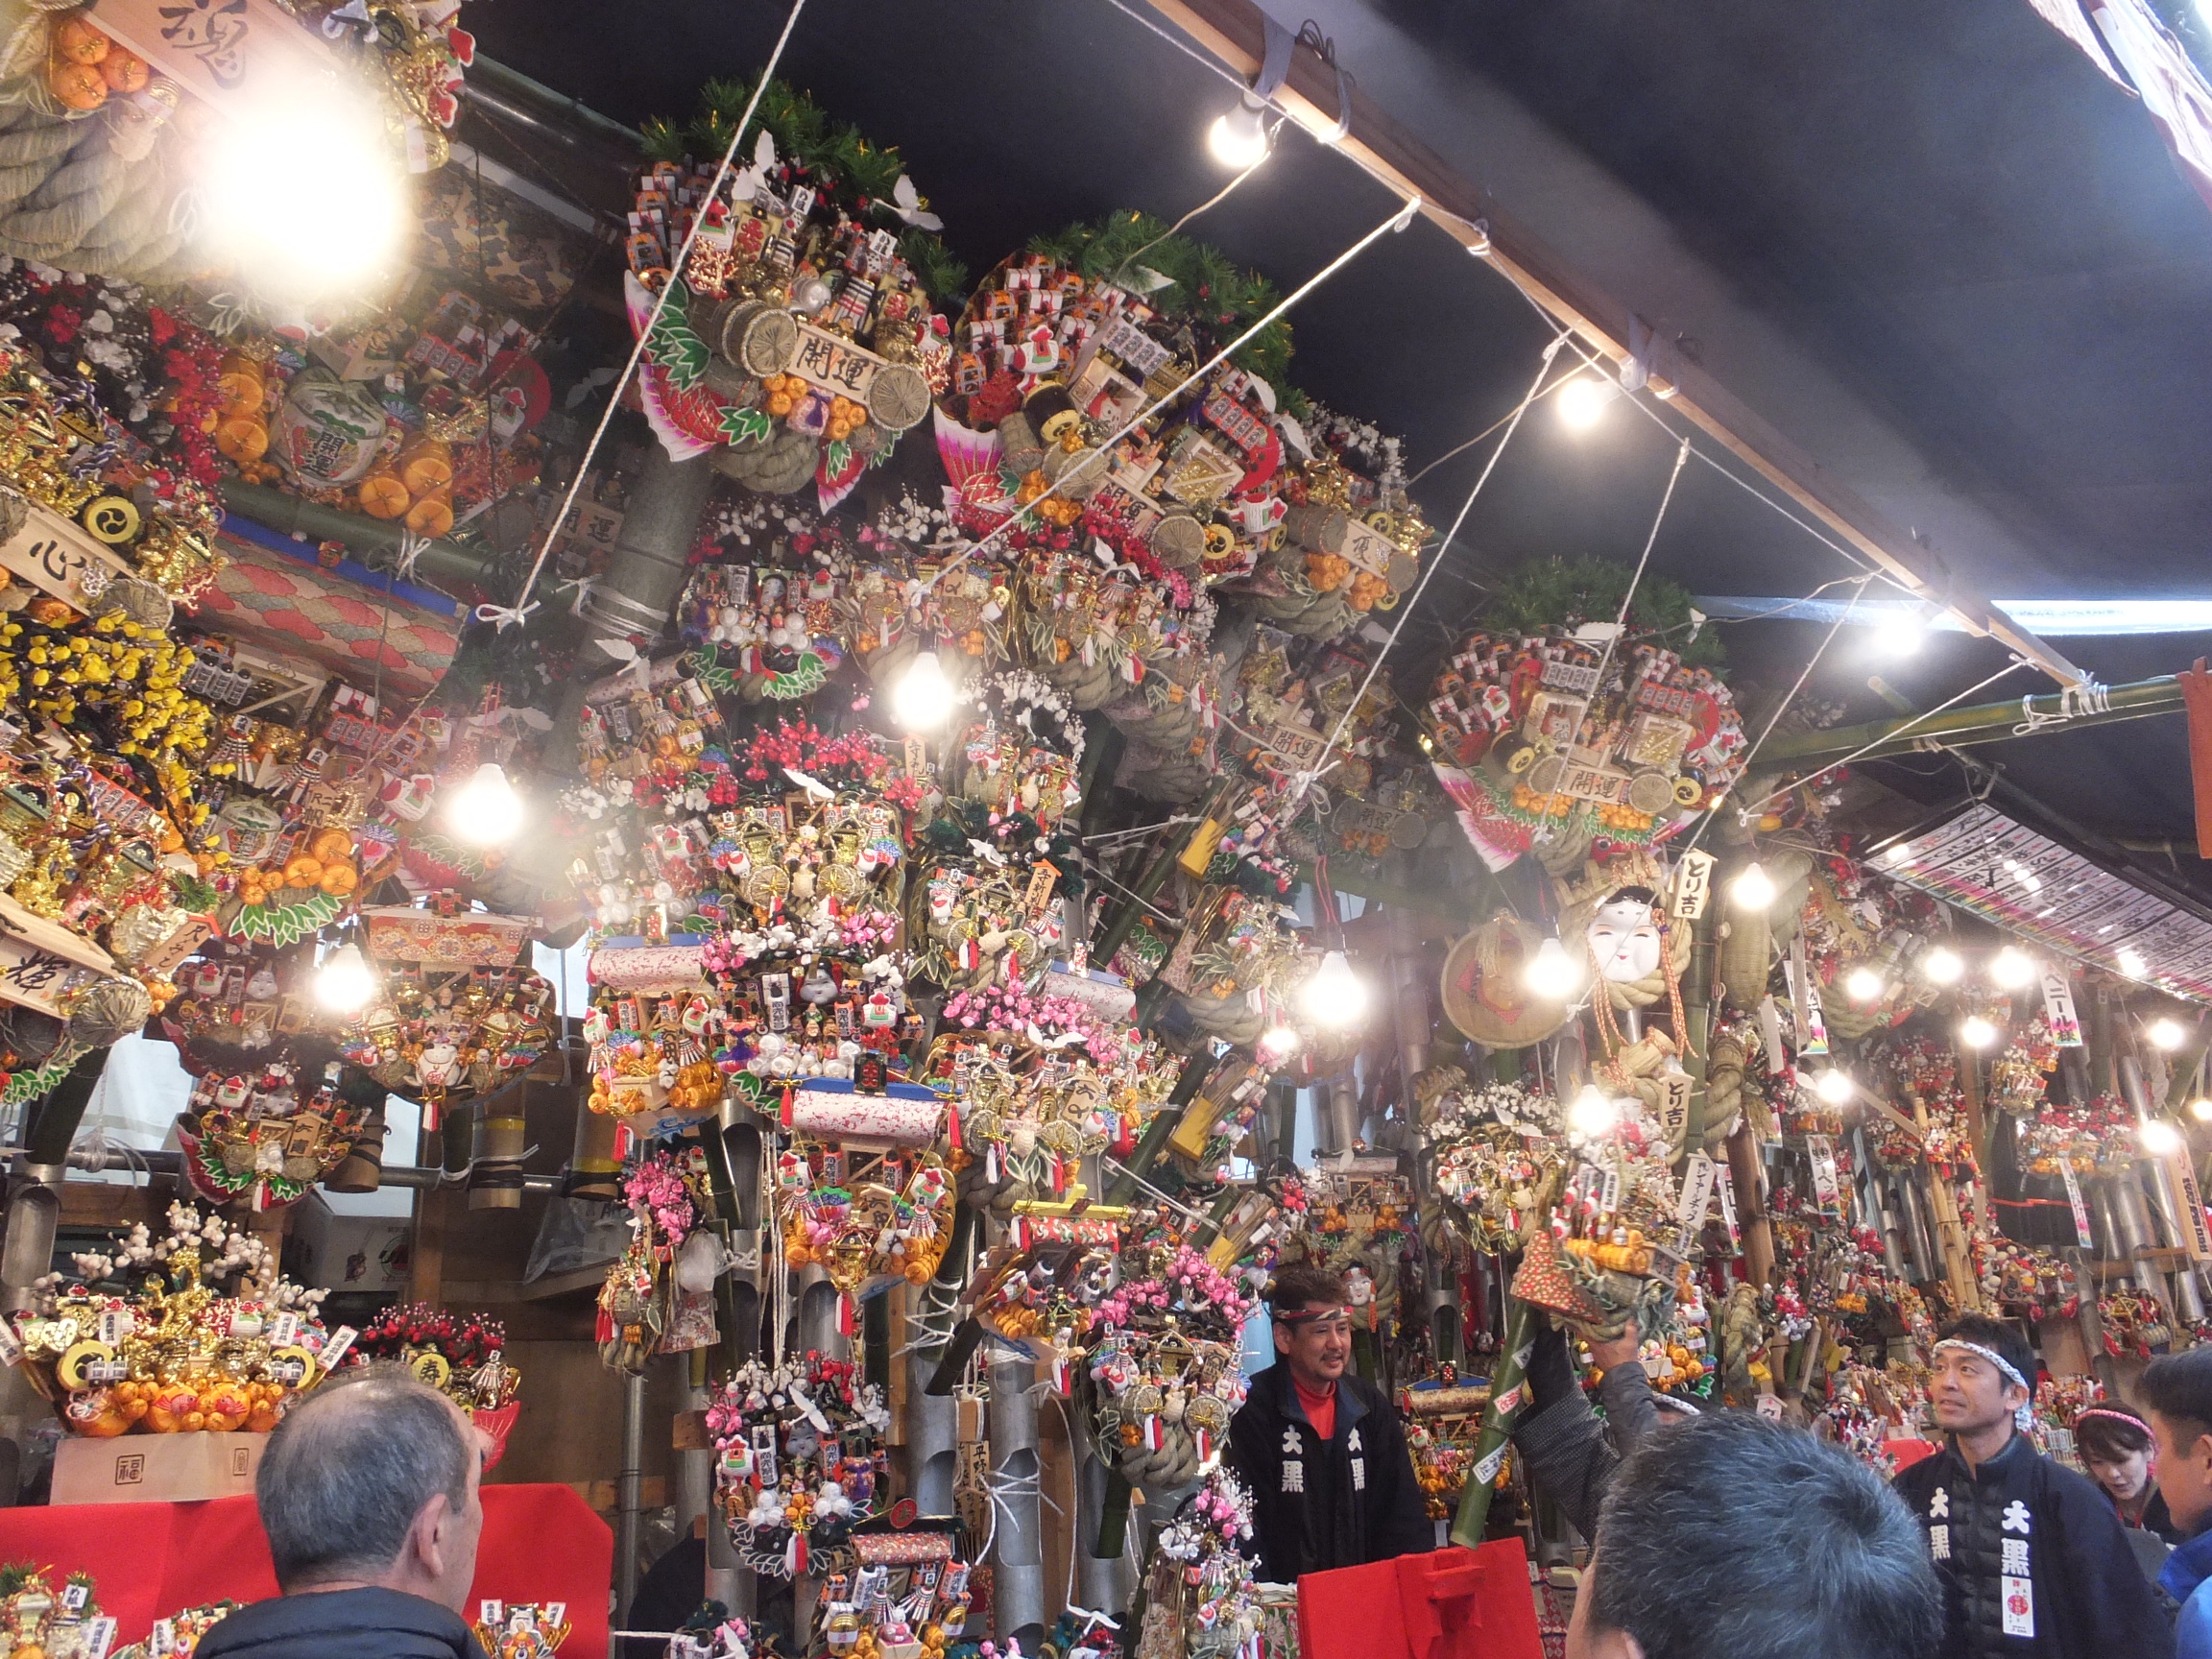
[892,651,954,732]
[1960,1015,1999,1049]
[1813,1070,1856,1105]
[2150,1016,2189,1051]
[1523,936,1582,1001]
[313,941,376,1013]
[2141,1118,2185,1157]
[1555,374,1617,431]
[1299,950,1368,1026]
[1844,966,1885,1003]
[1729,862,1777,911]
[1873,610,1926,657]
[193,73,406,307]
[2118,946,2151,980]
[449,763,523,846]
[2192,1097,2212,1123]
[1919,947,1964,986]
[1988,946,2035,990]
[1568,1085,1618,1139]
[1208,95,1271,168]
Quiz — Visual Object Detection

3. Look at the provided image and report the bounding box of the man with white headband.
[1891,1315,2172,1657]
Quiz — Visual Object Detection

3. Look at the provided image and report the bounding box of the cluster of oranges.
[65,1374,287,1436]
[212,354,274,472]
[358,436,457,538]
[44,13,149,112]
[1013,468,1082,527]
[229,826,360,908]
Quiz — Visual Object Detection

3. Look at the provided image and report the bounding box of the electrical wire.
[478,0,813,633]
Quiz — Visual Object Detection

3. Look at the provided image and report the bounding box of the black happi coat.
[1224,1361,1434,1583]
[1892,1430,2176,1659]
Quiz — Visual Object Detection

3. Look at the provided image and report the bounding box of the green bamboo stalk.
[1451,1293,1536,1548]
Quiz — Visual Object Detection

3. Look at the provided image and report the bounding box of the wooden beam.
[1138,0,2091,689]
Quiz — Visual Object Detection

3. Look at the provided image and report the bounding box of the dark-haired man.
[1223,1263,1432,1581]
[2143,1345,2212,1656]
[1569,1412,1940,1659]
[1891,1314,2172,1658]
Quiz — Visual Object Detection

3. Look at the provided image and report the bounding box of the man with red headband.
[1891,1315,2171,1658]
[1224,1263,1432,1582]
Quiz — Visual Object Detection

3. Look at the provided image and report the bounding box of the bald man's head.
[256,1364,477,1593]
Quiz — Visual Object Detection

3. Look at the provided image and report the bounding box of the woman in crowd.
[2079,1405,2188,1545]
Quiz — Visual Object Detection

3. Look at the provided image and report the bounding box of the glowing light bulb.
[1960,1016,1999,1050]
[1569,1085,1619,1138]
[1259,1025,1301,1062]
[1524,936,1582,1001]
[1300,950,1368,1026]
[2191,1097,2212,1124]
[194,77,407,306]
[313,942,376,1013]
[1814,1070,1856,1105]
[892,651,954,732]
[2118,946,2150,980]
[1555,375,1617,431]
[2150,1017,2189,1051]
[2141,1118,2185,1157]
[1844,967,1884,1003]
[1919,947,1964,986]
[1874,613,1925,657]
[1729,862,1776,911]
[1207,99,1270,169]
[1989,946,2035,990]
[449,763,523,846]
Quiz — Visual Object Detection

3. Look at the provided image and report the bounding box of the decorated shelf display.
[175,1060,375,1210]
[337,899,556,1114]
[108,1600,238,1659]
[627,78,960,505]
[0,1563,114,1659]
[1427,635,1745,875]
[4,1202,345,1436]
[705,1353,892,1578]
[1128,1465,1264,1659]
[471,1603,571,1659]
[351,1301,523,1464]
[599,1143,721,1372]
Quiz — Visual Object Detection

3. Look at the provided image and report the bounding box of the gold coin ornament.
[82,494,141,543]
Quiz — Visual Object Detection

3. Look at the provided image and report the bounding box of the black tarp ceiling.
[461,0,2212,902]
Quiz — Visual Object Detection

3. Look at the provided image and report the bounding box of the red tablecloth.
[0,1483,611,1653]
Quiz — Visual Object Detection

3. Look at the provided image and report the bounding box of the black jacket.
[1224,1362,1434,1583]
[1509,1329,1666,1539]
[198,1588,486,1659]
[1892,1431,2176,1659]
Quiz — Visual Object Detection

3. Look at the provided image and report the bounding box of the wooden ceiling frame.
[1140,0,2094,689]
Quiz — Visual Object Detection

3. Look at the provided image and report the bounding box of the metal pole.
[616,1369,647,1624]
[3,1048,109,1314]
[989,1350,1046,1652]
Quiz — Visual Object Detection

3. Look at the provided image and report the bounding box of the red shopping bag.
[1297,1538,1544,1659]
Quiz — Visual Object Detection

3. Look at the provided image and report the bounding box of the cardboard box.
[288,1191,413,1292]
[53,1431,267,1504]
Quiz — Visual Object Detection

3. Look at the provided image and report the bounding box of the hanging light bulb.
[1555,374,1617,431]
[1919,947,1964,986]
[1259,1024,1302,1062]
[1843,966,1885,1003]
[2190,1097,2212,1124]
[449,763,523,846]
[892,651,954,732]
[2141,1118,2185,1157]
[1729,862,1777,911]
[1813,1070,1856,1105]
[1299,950,1368,1026]
[1207,96,1270,169]
[1988,946,2035,990]
[1872,611,1925,657]
[2117,946,2150,980]
[1568,1085,1619,1139]
[1960,1015,1999,1050]
[2150,1017,2189,1051]
[313,941,376,1013]
[1523,936,1583,1001]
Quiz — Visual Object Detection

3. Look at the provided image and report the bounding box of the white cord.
[2012,676,2110,735]
[485,0,814,633]
[1291,334,1567,808]
[920,194,1419,596]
